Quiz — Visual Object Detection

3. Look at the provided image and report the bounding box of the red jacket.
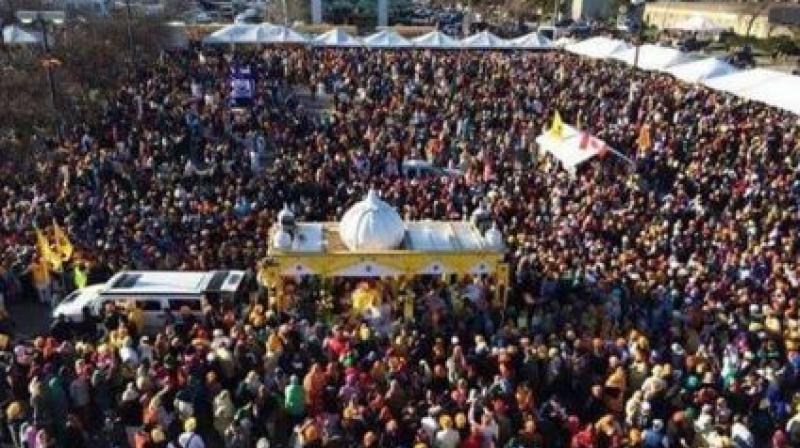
[571,428,597,448]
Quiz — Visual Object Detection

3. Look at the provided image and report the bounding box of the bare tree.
[0,10,170,157]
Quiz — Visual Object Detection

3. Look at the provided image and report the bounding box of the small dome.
[278,203,295,227]
[471,201,492,232]
[484,223,504,250]
[339,190,405,251]
[273,229,292,250]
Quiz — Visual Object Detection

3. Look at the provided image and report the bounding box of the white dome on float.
[339,189,406,251]
[277,203,295,226]
[484,223,504,250]
[273,229,292,250]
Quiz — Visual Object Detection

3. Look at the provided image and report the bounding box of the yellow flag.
[35,228,61,272]
[52,221,73,261]
[549,110,565,140]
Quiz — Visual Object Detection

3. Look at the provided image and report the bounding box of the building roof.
[646,1,798,17]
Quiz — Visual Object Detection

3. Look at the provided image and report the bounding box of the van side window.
[140,300,163,312]
[168,299,201,312]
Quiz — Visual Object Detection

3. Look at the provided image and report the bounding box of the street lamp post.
[125,0,136,78]
[631,0,644,70]
[552,0,558,27]
[17,10,65,138]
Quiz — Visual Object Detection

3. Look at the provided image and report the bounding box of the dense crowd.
[1,42,800,448]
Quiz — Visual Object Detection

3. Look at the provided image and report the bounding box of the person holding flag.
[33,228,64,307]
[35,228,61,272]
[637,124,652,153]
[29,254,53,307]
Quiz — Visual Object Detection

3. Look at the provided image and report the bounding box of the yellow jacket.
[31,261,50,287]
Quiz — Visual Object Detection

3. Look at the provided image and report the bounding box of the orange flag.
[637,124,651,151]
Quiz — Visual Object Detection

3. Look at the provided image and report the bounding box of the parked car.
[401,159,462,179]
[185,10,213,24]
[234,7,262,23]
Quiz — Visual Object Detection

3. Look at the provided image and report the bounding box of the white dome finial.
[484,222,504,250]
[278,203,295,225]
[273,229,292,250]
[365,189,380,203]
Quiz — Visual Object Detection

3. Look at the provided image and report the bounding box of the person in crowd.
[0,40,800,448]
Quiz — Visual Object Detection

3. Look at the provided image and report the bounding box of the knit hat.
[5,401,22,420]
[439,414,453,429]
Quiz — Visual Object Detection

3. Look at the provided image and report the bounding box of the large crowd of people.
[1,41,800,448]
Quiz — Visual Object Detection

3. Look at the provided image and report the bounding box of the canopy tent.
[313,28,362,47]
[536,123,613,175]
[665,57,738,83]
[258,24,309,44]
[202,24,261,44]
[411,30,460,49]
[509,31,553,50]
[2,25,41,45]
[703,68,785,96]
[362,29,412,48]
[460,30,511,49]
[611,44,696,71]
[565,36,631,59]
[738,73,800,115]
[553,37,576,48]
[668,16,727,33]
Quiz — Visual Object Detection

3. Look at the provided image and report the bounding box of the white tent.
[565,36,632,59]
[2,25,41,45]
[553,37,576,48]
[668,16,727,33]
[313,28,362,47]
[703,68,785,96]
[258,24,308,44]
[509,32,553,50]
[202,24,261,44]
[460,30,511,49]
[362,29,412,48]
[737,73,800,115]
[666,57,738,83]
[411,30,460,49]
[536,124,610,174]
[611,44,695,71]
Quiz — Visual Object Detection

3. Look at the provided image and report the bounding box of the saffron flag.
[637,124,651,151]
[579,132,609,158]
[52,221,73,261]
[35,228,61,272]
[549,111,565,140]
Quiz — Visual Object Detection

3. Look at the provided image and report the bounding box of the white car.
[234,8,262,23]
[401,159,462,179]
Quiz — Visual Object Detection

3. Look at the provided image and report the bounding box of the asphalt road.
[6,300,52,342]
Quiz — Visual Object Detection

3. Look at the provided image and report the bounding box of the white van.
[53,270,249,332]
[401,160,462,180]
